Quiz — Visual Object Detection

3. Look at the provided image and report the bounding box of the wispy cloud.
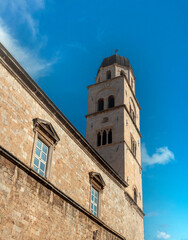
[145,211,159,217]
[157,231,171,239]
[0,19,58,79]
[1,0,45,37]
[142,143,174,167]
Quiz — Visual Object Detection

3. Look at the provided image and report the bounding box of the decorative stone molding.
[33,118,60,146]
[89,172,106,191]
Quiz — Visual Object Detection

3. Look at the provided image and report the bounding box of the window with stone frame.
[129,98,136,123]
[32,118,60,178]
[89,172,105,217]
[33,138,49,177]
[97,128,112,147]
[97,98,104,111]
[106,70,111,80]
[133,187,138,203]
[131,134,137,157]
[108,95,115,108]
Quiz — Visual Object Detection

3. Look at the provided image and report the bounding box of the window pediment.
[89,172,105,190]
[33,118,60,145]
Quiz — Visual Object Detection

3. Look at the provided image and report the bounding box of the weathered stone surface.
[0,46,144,240]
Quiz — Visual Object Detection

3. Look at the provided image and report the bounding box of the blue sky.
[0,1,188,239]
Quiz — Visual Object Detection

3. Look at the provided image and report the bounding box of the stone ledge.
[0,145,126,240]
[86,104,142,138]
[124,191,145,218]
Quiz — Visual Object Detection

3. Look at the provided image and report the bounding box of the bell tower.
[86,54,143,208]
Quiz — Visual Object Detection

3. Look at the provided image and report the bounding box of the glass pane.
[91,195,94,201]
[94,197,97,204]
[41,152,47,161]
[91,203,93,210]
[92,188,94,194]
[95,191,98,197]
[34,157,39,167]
[35,147,41,157]
[42,144,48,154]
[36,139,42,149]
[33,166,38,172]
[40,162,45,171]
[39,170,44,177]
[94,205,97,211]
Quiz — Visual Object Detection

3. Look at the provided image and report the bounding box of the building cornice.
[124,191,145,218]
[87,75,141,110]
[86,104,142,138]
[0,146,126,240]
[0,43,128,189]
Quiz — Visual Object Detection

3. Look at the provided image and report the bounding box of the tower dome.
[98,54,134,74]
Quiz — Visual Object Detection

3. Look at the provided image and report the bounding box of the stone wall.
[0,153,124,240]
[0,46,144,240]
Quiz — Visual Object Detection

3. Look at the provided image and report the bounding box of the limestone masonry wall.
[0,154,124,240]
[0,55,144,240]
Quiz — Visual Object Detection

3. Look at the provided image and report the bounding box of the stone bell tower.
[86,54,143,207]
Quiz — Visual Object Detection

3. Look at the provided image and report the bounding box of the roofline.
[0,42,128,189]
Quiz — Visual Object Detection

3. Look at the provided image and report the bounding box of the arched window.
[108,95,115,108]
[102,130,107,145]
[134,188,137,203]
[120,70,125,76]
[106,70,111,80]
[131,136,137,157]
[98,98,104,111]
[97,132,101,146]
[108,129,112,144]
[129,98,136,123]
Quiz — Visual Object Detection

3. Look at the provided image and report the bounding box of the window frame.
[90,186,99,217]
[108,95,115,108]
[106,70,111,80]
[96,128,113,147]
[89,172,105,218]
[33,138,49,177]
[97,98,104,111]
[31,118,60,178]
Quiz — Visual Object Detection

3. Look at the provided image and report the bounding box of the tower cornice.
[87,75,141,110]
[85,104,142,138]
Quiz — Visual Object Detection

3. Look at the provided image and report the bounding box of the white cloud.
[0,0,45,37]
[157,231,171,239]
[0,19,58,79]
[141,143,174,167]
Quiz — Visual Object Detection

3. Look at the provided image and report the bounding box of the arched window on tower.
[102,130,107,145]
[106,70,111,80]
[120,70,125,76]
[97,132,101,146]
[134,188,137,203]
[98,98,104,111]
[108,129,112,144]
[131,135,137,157]
[129,98,136,123]
[108,95,115,108]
